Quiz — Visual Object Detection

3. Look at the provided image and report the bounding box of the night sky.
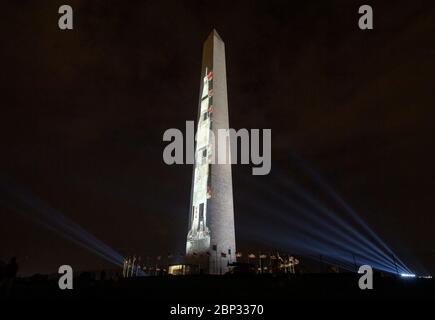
[1,0,434,275]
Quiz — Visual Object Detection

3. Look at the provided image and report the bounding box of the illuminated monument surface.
[186,30,236,274]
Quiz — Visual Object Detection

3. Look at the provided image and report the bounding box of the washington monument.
[185,30,236,274]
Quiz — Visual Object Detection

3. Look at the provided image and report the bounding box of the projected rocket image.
[186,30,236,274]
[186,69,213,254]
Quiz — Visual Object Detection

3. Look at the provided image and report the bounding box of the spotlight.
[1,181,124,267]
[400,273,416,278]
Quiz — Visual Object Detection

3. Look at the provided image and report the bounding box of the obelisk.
[186,29,236,274]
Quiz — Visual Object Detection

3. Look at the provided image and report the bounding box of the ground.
[3,273,434,301]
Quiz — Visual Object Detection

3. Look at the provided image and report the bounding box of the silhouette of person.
[0,260,6,280]
[5,257,18,279]
[1,257,18,297]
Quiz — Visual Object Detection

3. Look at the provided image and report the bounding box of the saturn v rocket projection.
[186,30,236,274]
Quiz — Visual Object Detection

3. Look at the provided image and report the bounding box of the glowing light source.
[400,273,416,278]
[236,160,415,276]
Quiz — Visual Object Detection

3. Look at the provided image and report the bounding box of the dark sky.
[1,0,434,275]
